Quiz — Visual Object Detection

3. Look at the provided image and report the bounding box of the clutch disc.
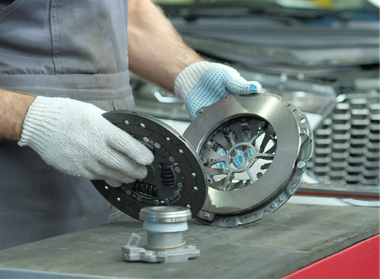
[183,94,314,227]
[92,111,208,220]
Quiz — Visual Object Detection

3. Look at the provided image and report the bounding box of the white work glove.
[175,61,261,169]
[18,96,154,183]
[174,61,261,120]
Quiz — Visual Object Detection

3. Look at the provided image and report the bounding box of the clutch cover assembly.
[183,94,314,227]
[92,111,208,220]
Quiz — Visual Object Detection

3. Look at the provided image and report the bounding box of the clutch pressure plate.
[92,111,208,220]
[183,94,314,227]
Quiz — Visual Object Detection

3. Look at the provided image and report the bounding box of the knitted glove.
[18,96,154,183]
[174,61,261,120]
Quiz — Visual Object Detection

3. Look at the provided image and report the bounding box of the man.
[0,0,260,250]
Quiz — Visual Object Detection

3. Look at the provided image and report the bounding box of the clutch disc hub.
[92,111,208,220]
[183,94,314,227]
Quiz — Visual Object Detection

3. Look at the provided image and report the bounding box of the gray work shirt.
[0,0,134,250]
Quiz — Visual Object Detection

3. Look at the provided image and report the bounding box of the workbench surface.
[0,203,378,279]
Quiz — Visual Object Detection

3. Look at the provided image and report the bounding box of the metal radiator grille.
[307,93,380,186]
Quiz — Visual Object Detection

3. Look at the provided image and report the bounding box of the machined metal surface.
[92,111,208,220]
[122,206,200,263]
[184,94,314,227]
[139,206,191,223]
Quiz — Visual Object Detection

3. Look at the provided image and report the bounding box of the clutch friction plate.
[183,94,314,227]
[92,111,208,220]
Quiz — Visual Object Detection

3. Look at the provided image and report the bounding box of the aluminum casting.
[122,206,200,263]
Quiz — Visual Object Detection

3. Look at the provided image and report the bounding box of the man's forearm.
[127,0,204,92]
[0,88,35,141]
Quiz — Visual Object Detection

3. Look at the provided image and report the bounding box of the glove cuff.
[18,96,105,154]
[18,96,61,152]
[174,61,213,102]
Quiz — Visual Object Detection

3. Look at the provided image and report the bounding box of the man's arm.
[0,90,154,182]
[127,0,204,92]
[0,88,35,141]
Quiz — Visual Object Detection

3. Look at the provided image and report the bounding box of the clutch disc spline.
[183,94,314,227]
[92,111,208,220]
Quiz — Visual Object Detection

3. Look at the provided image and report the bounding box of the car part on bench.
[184,94,314,227]
[122,206,200,263]
[92,111,208,220]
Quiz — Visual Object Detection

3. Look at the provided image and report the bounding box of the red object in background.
[282,234,380,279]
